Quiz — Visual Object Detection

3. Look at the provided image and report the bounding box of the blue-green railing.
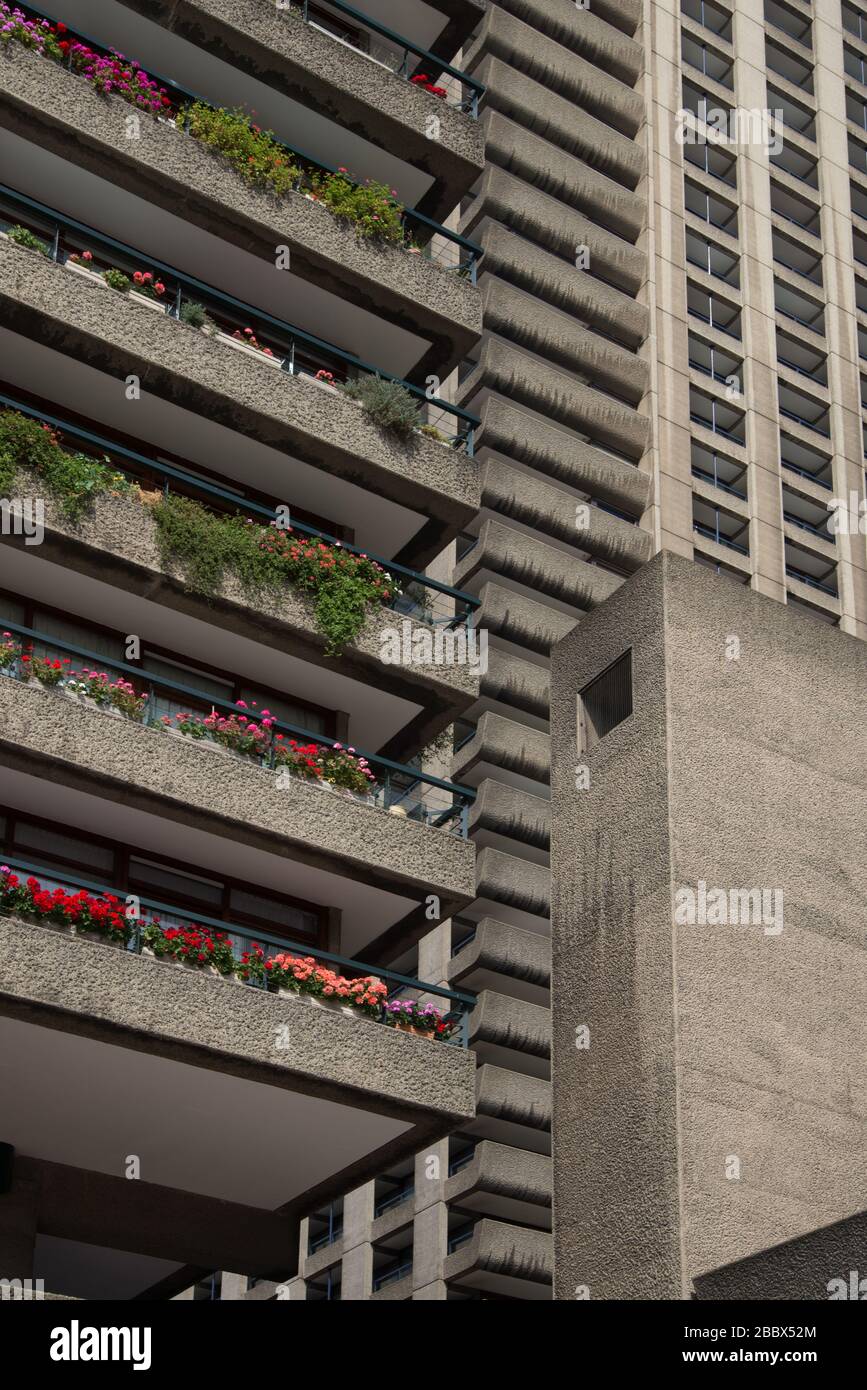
[0,390,480,631]
[17,2,484,275]
[0,855,476,1044]
[0,621,476,834]
[286,0,485,117]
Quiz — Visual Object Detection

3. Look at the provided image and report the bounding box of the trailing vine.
[0,409,132,520]
[151,492,399,654]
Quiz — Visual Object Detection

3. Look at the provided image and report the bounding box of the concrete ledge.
[445,1139,552,1210]
[0,679,476,910]
[467,784,550,850]
[0,46,480,377]
[462,338,649,460]
[4,471,479,736]
[476,582,576,656]
[478,395,651,516]
[443,1217,552,1293]
[468,55,643,189]
[471,217,647,347]
[481,277,647,404]
[494,0,643,82]
[0,238,478,551]
[479,457,652,571]
[466,167,645,297]
[470,6,643,136]
[455,518,624,613]
[112,0,484,221]
[469,989,551,1059]
[476,1063,551,1138]
[449,917,551,992]
[482,646,549,719]
[453,709,550,785]
[0,917,476,1126]
[476,847,550,918]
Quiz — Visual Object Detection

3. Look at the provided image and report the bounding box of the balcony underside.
[0,917,475,1298]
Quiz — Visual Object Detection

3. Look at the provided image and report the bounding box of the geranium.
[21,646,69,687]
[142,920,235,974]
[268,950,387,1017]
[410,74,448,100]
[0,5,65,60]
[306,168,405,244]
[383,997,453,1038]
[231,327,275,357]
[67,668,148,719]
[0,867,131,944]
[274,738,375,794]
[0,631,21,671]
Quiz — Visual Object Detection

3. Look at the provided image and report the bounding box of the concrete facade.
[550,552,867,1298]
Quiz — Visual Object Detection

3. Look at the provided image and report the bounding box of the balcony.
[61,0,486,222]
[0,862,476,1297]
[0,393,482,751]
[0,17,483,377]
[0,190,480,563]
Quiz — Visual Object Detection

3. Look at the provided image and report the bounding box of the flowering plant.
[142,919,236,974]
[0,631,21,670]
[231,326,276,357]
[0,867,131,944]
[0,5,64,60]
[307,168,405,244]
[65,40,172,115]
[384,997,454,1038]
[274,738,375,794]
[161,710,210,739]
[66,669,148,720]
[20,647,69,686]
[314,369,335,383]
[131,269,167,301]
[267,950,388,1017]
[103,268,131,293]
[68,249,95,268]
[183,102,299,195]
[410,74,448,100]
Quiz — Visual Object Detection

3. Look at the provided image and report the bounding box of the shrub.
[308,168,405,243]
[0,409,132,520]
[151,495,397,653]
[340,375,420,437]
[179,299,213,331]
[5,224,49,256]
[183,102,299,195]
[103,268,131,292]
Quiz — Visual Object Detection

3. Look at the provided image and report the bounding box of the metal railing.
[0,391,480,633]
[0,855,477,1044]
[0,621,476,835]
[278,0,485,117]
[372,1258,412,1290]
[18,2,484,275]
[785,564,838,596]
[0,183,479,452]
[781,459,833,489]
[693,521,749,554]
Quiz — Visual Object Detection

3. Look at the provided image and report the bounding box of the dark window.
[578,652,633,751]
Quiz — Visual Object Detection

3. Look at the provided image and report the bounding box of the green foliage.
[183,102,299,195]
[0,409,132,520]
[418,423,448,443]
[308,169,405,243]
[179,298,213,331]
[5,224,49,255]
[152,495,398,654]
[341,375,421,437]
[103,268,131,292]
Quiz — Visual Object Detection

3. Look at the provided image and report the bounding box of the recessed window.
[578,651,633,752]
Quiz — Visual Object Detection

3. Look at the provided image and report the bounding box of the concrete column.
[0,1178,38,1283]
[341,1183,374,1301]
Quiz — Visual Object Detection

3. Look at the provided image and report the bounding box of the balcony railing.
[0,391,481,633]
[0,855,477,1044]
[0,183,480,452]
[16,2,484,273]
[785,564,838,596]
[0,623,477,835]
[693,521,749,554]
[277,0,485,117]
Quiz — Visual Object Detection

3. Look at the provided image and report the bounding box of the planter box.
[75,930,126,950]
[215,331,284,368]
[130,290,169,314]
[64,260,106,286]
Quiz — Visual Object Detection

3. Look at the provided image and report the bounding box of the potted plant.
[0,631,22,677]
[19,648,70,688]
[129,269,169,313]
[217,325,283,367]
[383,998,452,1040]
[65,249,104,284]
[141,920,235,977]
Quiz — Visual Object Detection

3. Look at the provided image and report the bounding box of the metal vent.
[578,651,633,752]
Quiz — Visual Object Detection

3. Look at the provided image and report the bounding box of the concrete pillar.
[0,1178,38,1283]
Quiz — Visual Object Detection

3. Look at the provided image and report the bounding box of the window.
[578,652,633,752]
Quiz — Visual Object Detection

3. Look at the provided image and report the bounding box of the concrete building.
[0,0,863,1302]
